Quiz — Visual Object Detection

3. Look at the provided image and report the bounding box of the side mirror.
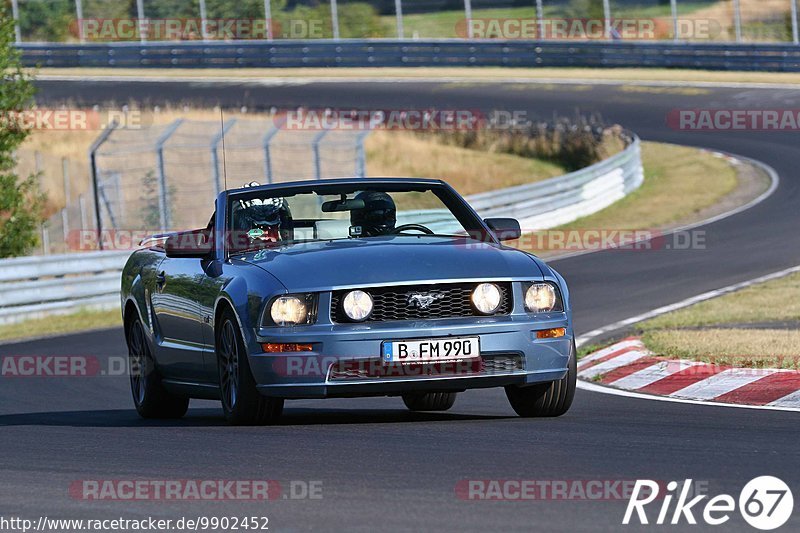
[165,230,213,259]
[484,218,521,242]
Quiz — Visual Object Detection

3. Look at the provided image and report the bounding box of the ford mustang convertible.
[121,178,576,425]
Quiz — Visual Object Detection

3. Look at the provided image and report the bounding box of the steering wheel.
[391,224,434,235]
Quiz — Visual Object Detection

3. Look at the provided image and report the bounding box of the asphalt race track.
[2,78,799,531]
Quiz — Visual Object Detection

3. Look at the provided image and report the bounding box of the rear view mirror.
[321,198,365,213]
[165,229,213,258]
[484,218,522,242]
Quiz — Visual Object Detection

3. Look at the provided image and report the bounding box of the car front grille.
[330,282,512,323]
[327,353,524,381]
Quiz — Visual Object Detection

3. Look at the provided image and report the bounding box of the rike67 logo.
[624,477,793,530]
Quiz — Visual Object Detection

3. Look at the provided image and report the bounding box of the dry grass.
[35,67,800,85]
[364,130,566,196]
[643,328,800,369]
[0,308,122,343]
[641,272,800,330]
[560,143,737,231]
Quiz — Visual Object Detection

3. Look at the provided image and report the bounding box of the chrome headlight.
[524,282,562,313]
[471,283,502,315]
[269,295,309,326]
[342,290,373,322]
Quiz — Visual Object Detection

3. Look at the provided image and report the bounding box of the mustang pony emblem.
[407,292,445,309]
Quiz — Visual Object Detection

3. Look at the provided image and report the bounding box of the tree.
[0,7,44,258]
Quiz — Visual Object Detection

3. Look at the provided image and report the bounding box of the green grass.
[0,308,122,343]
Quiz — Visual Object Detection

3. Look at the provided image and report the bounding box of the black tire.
[126,316,189,419]
[505,341,577,418]
[217,308,284,425]
[402,392,458,411]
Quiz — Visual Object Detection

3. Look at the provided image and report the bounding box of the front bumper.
[248,314,572,399]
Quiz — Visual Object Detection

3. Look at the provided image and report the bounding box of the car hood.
[238,236,544,290]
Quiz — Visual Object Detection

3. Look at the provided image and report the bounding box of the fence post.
[79,194,88,230]
[61,209,69,248]
[312,129,330,180]
[535,0,544,39]
[792,0,799,45]
[155,120,184,231]
[136,0,147,42]
[732,0,742,42]
[602,0,611,39]
[355,130,371,178]
[75,0,85,43]
[89,121,118,250]
[264,0,273,40]
[263,120,283,184]
[464,0,472,39]
[670,0,679,41]
[331,0,340,40]
[199,0,210,41]
[395,0,404,39]
[41,225,49,255]
[10,0,21,43]
[211,118,237,196]
[61,158,70,205]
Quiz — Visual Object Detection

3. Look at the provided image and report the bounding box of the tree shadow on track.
[0,408,514,428]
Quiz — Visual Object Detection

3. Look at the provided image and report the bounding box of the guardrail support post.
[312,129,329,181]
[211,118,237,196]
[331,0,340,40]
[792,0,799,45]
[733,0,742,42]
[155,119,184,231]
[89,121,118,250]
[394,0,404,39]
[10,0,21,43]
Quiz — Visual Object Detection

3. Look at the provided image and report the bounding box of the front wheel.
[402,392,458,411]
[505,341,576,418]
[217,309,284,425]
[126,316,189,419]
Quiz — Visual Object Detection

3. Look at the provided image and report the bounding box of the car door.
[150,256,209,381]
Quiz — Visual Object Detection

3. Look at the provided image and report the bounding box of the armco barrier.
[18,40,800,71]
[467,134,643,229]
[0,137,643,324]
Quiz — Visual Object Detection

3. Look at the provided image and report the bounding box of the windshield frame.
[221,178,495,259]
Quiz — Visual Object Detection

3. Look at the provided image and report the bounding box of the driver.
[236,193,293,245]
[350,191,396,237]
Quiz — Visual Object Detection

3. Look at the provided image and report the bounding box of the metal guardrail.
[18,40,800,71]
[0,137,643,324]
[467,135,643,229]
[0,251,129,325]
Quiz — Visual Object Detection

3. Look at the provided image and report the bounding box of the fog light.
[536,328,566,339]
[261,343,313,353]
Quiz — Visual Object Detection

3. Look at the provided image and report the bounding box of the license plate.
[382,337,480,364]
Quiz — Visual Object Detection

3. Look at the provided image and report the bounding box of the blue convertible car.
[121,178,576,424]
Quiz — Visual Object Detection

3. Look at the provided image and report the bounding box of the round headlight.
[525,283,557,313]
[342,290,373,322]
[270,296,308,326]
[471,283,502,315]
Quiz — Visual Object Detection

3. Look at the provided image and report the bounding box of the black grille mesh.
[330,282,512,323]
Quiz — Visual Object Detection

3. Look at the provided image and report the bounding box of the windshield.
[227,186,474,254]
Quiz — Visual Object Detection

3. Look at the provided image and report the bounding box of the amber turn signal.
[261,343,313,353]
[536,328,567,339]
